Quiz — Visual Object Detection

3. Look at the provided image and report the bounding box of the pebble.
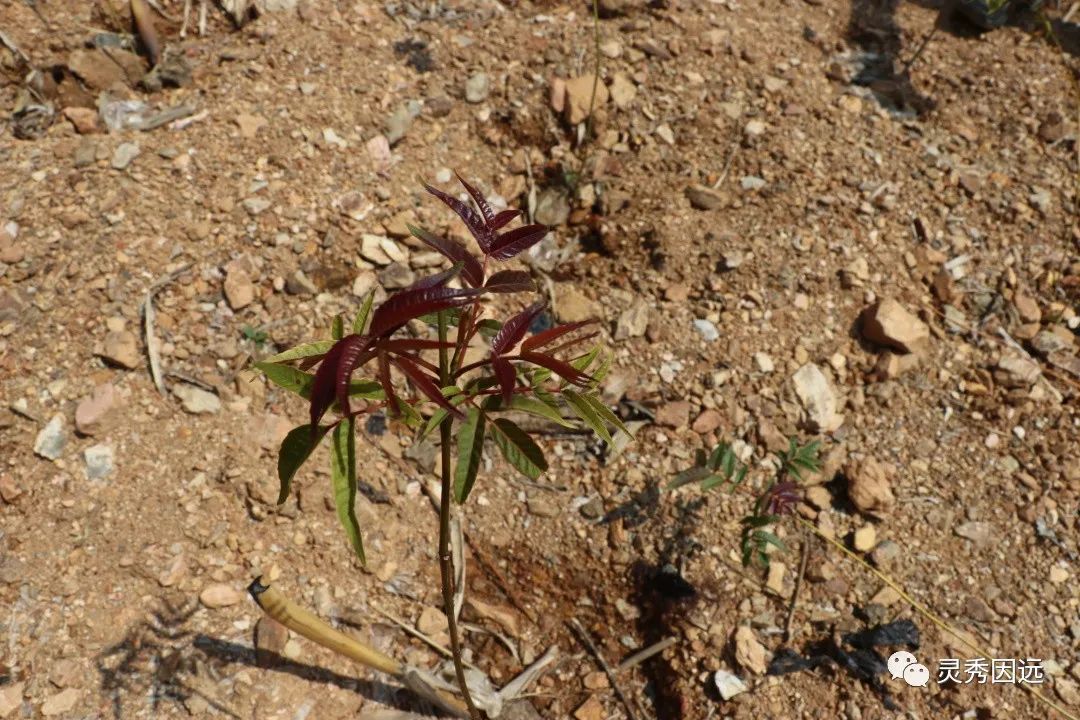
[744,119,766,136]
[844,457,895,515]
[41,689,80,717]
[564,74,609,124]
[853,525,876,552]
[766,561,786,594]
[733,625,769,675]
[573,695,604,720]
[84,444,114,480]
[224,268,255,310]
[465,73,490,103]
[527,496,560,518]
[753,352,775,373]
[75,383,118,435]
[173,385,222,414]
[255,616,289,661]
[692,409,722,435]
[199,583,244,608]
[740,176,766,191]
[111,143,140,170]
[1049,566,1069,584]
[534,188,570,227]
[234,113,267,138]
[722,251,745,270]
[285,270,318,296]
[100,330,140,369]
[1014,293,1041,324]
[243,197,271,216]
[555,287,597,323]
[377,262,415,289]
[792,363,843,432]
[33,415,67,460]
[861,298,929,354]
[614,300,650,339]
[361,234,396,266]
[0,683,24,717]
[655,124,675,145]
[714,669,748,700]
[608,73,636,109]
[0,474,22,504]
[685,184,725,210]
[954,521,993,548]
[417,606,449,635]
[870,540,900,569]
[655,401,691,429]
[694,319,719,342]
[385,101,420,145]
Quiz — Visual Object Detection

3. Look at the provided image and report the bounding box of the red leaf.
[392,354,464,418]
[519,351,589,385]
[377,353,398,416]
[455,172,495,223]
[485,270,535,294]
[424,182,494,252]
[493,357,516,404]
[488,224,548,260]
[409,263,464,291]
[310,335,374,430]
[492,301,546,357]
[369,286,481,337]
[521,321,593,352]
[490,208,521,231]
[408,224,483,287]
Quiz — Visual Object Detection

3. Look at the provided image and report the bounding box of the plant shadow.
[95,595,448,719]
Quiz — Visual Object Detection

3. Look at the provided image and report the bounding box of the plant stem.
[437,311,481,719]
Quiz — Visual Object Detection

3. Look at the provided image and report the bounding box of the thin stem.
[437,311,481,719]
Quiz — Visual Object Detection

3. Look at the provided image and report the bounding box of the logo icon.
[888,651,930,687]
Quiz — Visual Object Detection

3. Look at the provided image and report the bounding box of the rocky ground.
[1,0,1079,718]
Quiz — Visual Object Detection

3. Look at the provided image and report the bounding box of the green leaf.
[348,379,385,400]
[277,424,330,503]
[562,389,612,444]
[331,315,344,341]
[454,407,486,503]
[476,318,503,339]
[742,514,779,529]
[581,392,631,437]
[257,362,315,399]
[352,290,376,334]
[698,473,730,491]
[261,340,335,364]
[754,530,787,552]
[589,349,612,386]
[331,419,365,564]
[392,397,424,429]
[418,388,467,439]
[489,418,547,480]
[485,395,573,428]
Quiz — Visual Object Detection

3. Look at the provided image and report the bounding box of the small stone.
[84,444,114,480]
[805,485,831,510]
[556,287,598,323]
[655,124,675,145]
[111,142,140,170]
[234,113,267,138]
[75,383,118,435]
[740,176,766,191]
[564,74,609,125]
[753,352,775,373]
[722,251,745,270]
[583,671,609,690]
[874,351,921,380]
[158,554,186,587]
[34,415,67,460]
[792,363,843,433]
[870,540,900,569]
[692,409,722,435]
[598,40,622,58]
[744,119,766,136]
[465,73,490,103]
[255,616,289,664]
[573,695,604,720]
[845,457,895,515]
[527,496,560,518]
[995,354,1041,388]
[0,474,22,504]
[853,525,876,552]
[714,669,748,701]
[285,270,318,295]
[685,184,725,210]
[954,521,993,548]
[534,188,570,227]
[377,262,416,289]
[63,106,102,134]
[361,234,394,265]
[766,561,786,594]
[199,583,244,608]
[1049,566,1069,584]
[861,298,929,354]
[1014,293,1041,324]
[1056,678,1080,706]
[615,300,650,340]
[224,269,255,310]
[732,625,769,675]
[243,197,271,216]
[173,385,222,414]
[385,103,418,145]
[100,330,140,369]
[655,401,691,429]
[694,319,719,342]
[282,639,303,660]
[417,606,449,635]
[0,682,24,717]
[41,689,80,717]
[608,72,636,109]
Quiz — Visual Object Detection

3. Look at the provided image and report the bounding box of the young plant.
[669,438,821,568]
[255,174,627,717]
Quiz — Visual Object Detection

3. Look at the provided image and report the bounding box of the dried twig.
[568,618,640,720]
[143,264,191,394]
[782,529,811,643]
[137,103,198,131]
[198,0,208,36]
[180,0,192,37]
[616,636,676,673]
[371,606,481,672]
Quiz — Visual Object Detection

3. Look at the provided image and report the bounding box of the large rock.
[861,299,929,354]
[732,625,769,675]
[792,363,843,432]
